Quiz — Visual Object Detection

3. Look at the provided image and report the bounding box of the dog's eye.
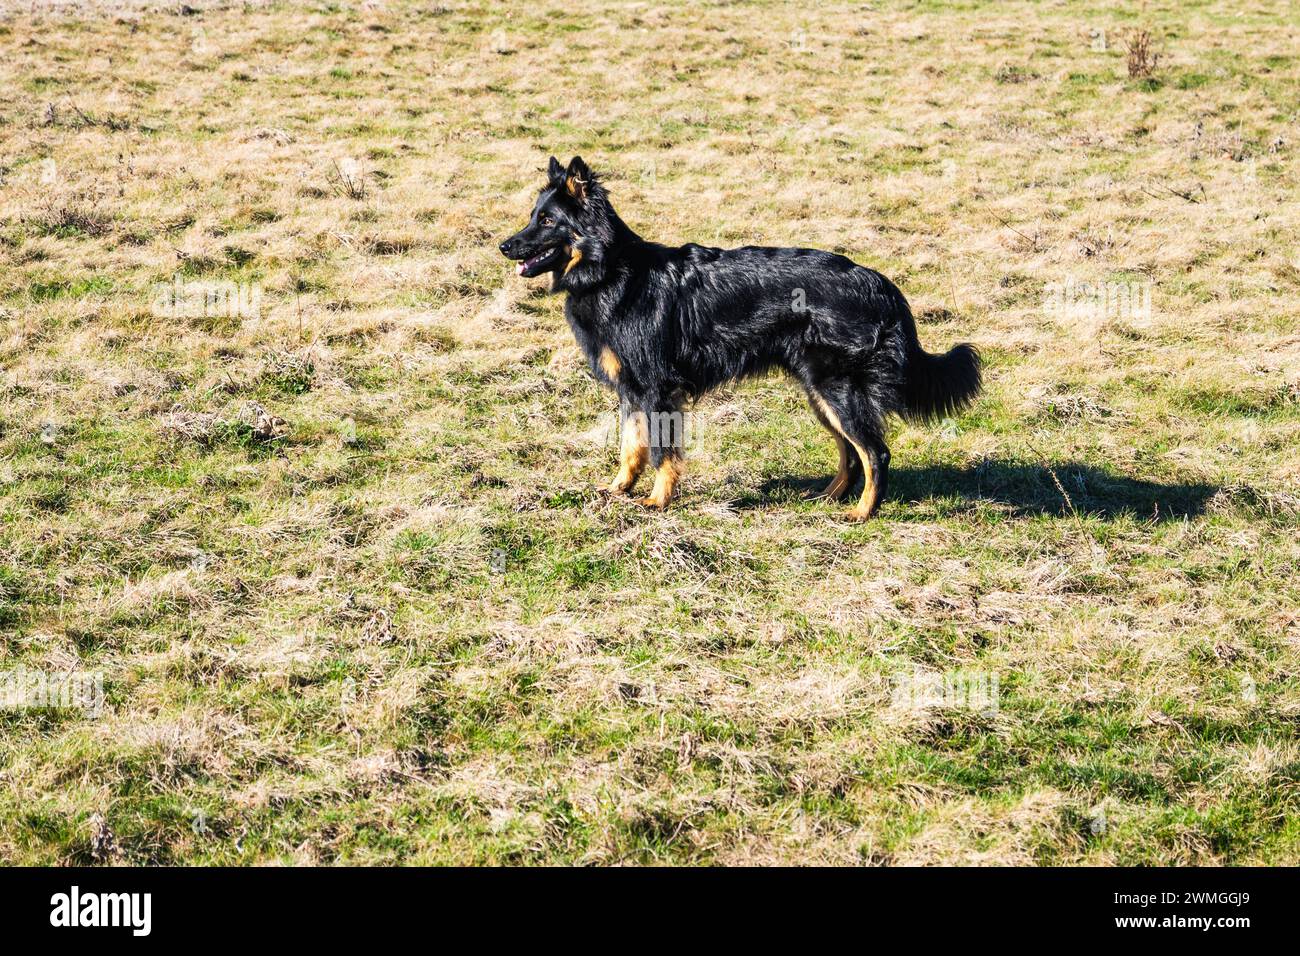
[541,216,556,227]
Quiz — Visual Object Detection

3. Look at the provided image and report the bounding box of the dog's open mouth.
[515,246,565,278]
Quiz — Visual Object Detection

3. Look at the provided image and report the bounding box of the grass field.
[1,0,1298,865]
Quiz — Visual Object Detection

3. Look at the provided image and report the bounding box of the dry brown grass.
[1126,29,1159,80]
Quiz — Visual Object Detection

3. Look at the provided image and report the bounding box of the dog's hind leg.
[805,392,862,501]
[808,386,890,520]
[847,432,890,520]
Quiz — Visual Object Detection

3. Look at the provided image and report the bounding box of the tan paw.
[844,503,878,521]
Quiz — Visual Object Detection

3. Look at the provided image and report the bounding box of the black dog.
[500,156,981,519]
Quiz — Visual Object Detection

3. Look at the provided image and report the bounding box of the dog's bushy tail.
[902,340,982,422]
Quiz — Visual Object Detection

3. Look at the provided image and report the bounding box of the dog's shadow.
[743,459,1218,521]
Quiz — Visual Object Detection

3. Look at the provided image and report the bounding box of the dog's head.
[499,156,613,287]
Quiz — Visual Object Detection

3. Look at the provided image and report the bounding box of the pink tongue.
[516,262,526,275]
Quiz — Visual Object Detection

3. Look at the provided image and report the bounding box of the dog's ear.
[547,156,565,184]
[564,156,591,204]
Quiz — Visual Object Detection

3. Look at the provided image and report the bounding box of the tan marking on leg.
[807,393,853,501]
[822,431,853,501]
[811,393,877,520]
[608,411,648,494]
[845,466,878,520]
[637,456,683,510]
[598,346,621,382]
[846,446,877,519]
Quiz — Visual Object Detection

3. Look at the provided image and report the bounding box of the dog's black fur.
[500,156,981,518]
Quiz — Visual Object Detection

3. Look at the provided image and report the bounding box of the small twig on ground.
[1139,182,1204,204]
[1025,439,1084,524]
[988,211,1034,244]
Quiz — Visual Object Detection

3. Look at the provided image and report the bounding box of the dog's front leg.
[637,450,683,510]
[635,404,685,510]
[607,395,649,494]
